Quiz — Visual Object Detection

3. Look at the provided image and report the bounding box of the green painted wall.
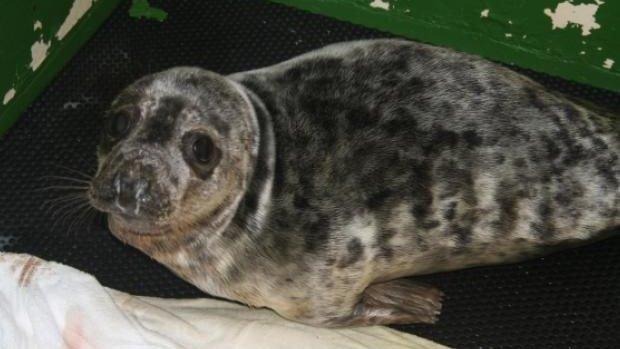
[271,0,619,92]
[1,0,618,136]
[0,0,121,137]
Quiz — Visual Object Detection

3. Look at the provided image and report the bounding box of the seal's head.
[89,67,259,248]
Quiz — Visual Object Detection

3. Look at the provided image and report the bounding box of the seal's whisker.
[42,196,86,215]
[40,175,91,185]
[67,205,95,236]
[80,211,98,236]
[41,192,88,213]
[36,185,90,192]
[69,205,103,237]
[51,201,91,232]
[52,201,88,218]
[44,199,88,217]
[42,191,87,202]
[66,207,86,234]
[38,167,93,223]
[48,197,90,221]
[49,163,94,180]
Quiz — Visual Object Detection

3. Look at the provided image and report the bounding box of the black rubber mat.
[0,1,618,347]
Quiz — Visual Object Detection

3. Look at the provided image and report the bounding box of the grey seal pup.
[88,39,619,327]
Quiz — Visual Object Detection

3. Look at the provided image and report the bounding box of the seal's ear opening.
[181,131,222,179]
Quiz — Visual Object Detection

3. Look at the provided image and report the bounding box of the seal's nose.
[90,149,170,217]
[113,167,150,213]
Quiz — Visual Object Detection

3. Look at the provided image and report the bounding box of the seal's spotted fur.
[90,39,619,327]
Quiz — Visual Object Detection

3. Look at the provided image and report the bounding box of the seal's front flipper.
[328,279,443,327]
[360,279,443,325]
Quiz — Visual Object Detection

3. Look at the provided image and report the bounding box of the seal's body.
[89,39,619,327]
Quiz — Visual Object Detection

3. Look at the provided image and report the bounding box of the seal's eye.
[193,136,214,164]
[106,110,134,139]
[182,133,221,178]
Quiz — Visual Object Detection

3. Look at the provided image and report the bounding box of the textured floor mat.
[0,1,618,347]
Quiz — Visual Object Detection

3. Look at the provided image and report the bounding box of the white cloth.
[0,253,448,349]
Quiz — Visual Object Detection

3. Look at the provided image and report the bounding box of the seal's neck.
[186,83,278,301]
[228,84,276,238]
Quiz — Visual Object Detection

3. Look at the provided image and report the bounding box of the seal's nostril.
[117,172,136,205]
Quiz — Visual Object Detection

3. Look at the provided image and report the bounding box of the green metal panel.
[1,1,618,137]
[0,0,122,137]
[271,0,620,92]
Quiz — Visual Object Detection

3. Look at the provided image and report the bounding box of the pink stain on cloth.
[0,253,448,349]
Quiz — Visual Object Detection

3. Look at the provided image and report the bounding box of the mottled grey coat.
[90,39,619,327]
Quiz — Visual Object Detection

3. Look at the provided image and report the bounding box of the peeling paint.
[3,89,16,105]
[63,101,81,109]
[603,58,614,69]
[544,1,603,36]
[29,39,51,71]
[370,0,390,11]
[272,0,620,93]
[56,0,95,40]
[128,0,168,21]
[33,21,43,31]
[505,33,513,38]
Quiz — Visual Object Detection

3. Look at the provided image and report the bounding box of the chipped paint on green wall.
[1,0,618,136]
[129,0,168,22]
[0,0,122,136]
[270,0,620,92]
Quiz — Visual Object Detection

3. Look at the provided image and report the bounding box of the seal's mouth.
[108,214,169,237]
[89,194,146,220]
